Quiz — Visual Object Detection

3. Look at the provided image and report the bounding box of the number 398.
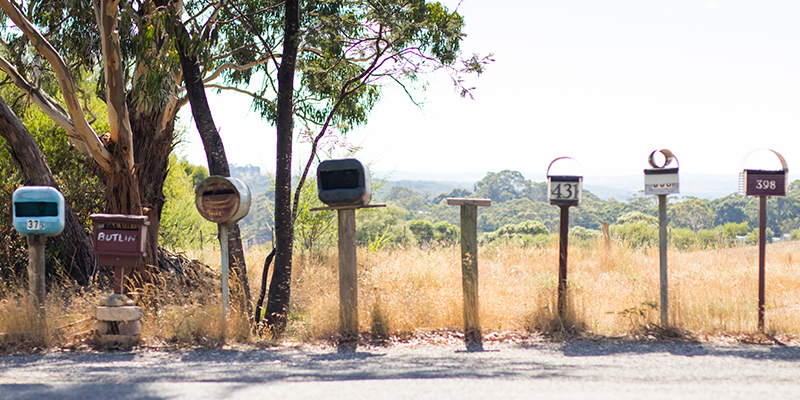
[755,180,776,190]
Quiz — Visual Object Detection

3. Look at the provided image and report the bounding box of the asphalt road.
[1,340,800,399]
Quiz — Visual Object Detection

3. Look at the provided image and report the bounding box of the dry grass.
[2,239,800,352]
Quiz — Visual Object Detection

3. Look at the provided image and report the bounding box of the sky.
[179,0,800,187]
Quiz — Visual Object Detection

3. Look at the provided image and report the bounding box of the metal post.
[658,194,669,327]
[338,209,358,349]
[558,205,569,320]
[460,204,482,351]
[27,235,46,322]
[758,195,766,332]
[220,224,229,339]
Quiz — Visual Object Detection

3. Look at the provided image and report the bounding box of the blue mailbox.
[317,159,372,207]
[13,186,65,236]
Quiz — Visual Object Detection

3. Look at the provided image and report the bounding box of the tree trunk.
[265,0,300,334]
[0,95,95,284]
[174,19,252,316]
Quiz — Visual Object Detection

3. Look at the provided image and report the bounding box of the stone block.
[118,320,142,336]
[96,306,142,322]
[91,320,109,335]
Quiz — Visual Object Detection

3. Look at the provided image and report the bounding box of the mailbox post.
[314,159,383,351]
[195,176,251,339]
[12,186,66,320]
[738,150,788,332]
[447,197,491,351]
[644,149,680,327]
[547,157,583,320]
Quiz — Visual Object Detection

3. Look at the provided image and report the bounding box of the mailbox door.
[548,176,582,206]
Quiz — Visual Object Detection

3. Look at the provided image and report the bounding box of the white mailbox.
[547,157,583,207]
[12,186,65,236]
[644,149,680,195]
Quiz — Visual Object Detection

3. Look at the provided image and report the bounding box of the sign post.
[447,197,491,352]
[195,176,251,340]
[547,158,583,320]
[12,186,66,323]
[644,149,680,327]
[738,150,788,332]
[314,159,382,351]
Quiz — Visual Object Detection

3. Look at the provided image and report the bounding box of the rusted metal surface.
[195,176,251,224]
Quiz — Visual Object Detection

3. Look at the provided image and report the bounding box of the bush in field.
[671,228,698,250]
[610,222,657,248]
[407,219,459,247]
[482,220,549,245]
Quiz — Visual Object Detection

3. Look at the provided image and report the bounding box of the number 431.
[551,183,579,199]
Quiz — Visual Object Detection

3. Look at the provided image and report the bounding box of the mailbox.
[195,176,251,224]
[644,149,680,195]
[547,157,582,207]
[317,158,372,207]
[90,214,149,268]
[12,186,65,236]
[739,150,788,197]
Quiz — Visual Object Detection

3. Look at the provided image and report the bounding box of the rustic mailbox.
[317,158,372,207]
[195,176,251,224]
[739,150,788,197]
[13,186,65,237]
[644,149,680,195]
[90,214,149,268]
[547,157,582,207]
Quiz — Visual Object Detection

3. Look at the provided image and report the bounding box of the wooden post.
[602,221,610,249]
[558,205,570,320]
[758,195,767,332]
[447,198,491,352]
[338,208,358,349]
[27,235,46,323]
[658,194,669,327]
[220,224,229,340]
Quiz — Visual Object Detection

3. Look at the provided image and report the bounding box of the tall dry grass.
[2,239,799,351]
[281,239,800,339]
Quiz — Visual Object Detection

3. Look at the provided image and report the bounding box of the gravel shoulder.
[1,339,800,399]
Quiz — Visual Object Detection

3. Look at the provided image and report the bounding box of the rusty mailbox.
[195,176,251,224]
[547,157,583,207]
[90,214,150,268]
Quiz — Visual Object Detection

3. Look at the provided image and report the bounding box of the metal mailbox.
[739,150,788,197]
[195,176,251,224]
[90,214,149,268]
[644,149,680,195]
[12,186,65,236]
[317,158,372,207]
[547,157,582,207]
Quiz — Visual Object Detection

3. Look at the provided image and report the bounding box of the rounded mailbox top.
[195,176,251,224]
[546,156,583,178]
[740,148,788,173]
[647,149,679,170]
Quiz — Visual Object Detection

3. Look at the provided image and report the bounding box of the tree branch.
[0,0,112,170]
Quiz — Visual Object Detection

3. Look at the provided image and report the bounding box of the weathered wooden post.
[547,157,583,321]
[738,149,788,332]
[314,159,383,351]
[12,186,66,325]
[447,197,491,352]
[195,176,251,340]
[644,149,680,327]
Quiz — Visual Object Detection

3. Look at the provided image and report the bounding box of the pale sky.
[180,1,800,184]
